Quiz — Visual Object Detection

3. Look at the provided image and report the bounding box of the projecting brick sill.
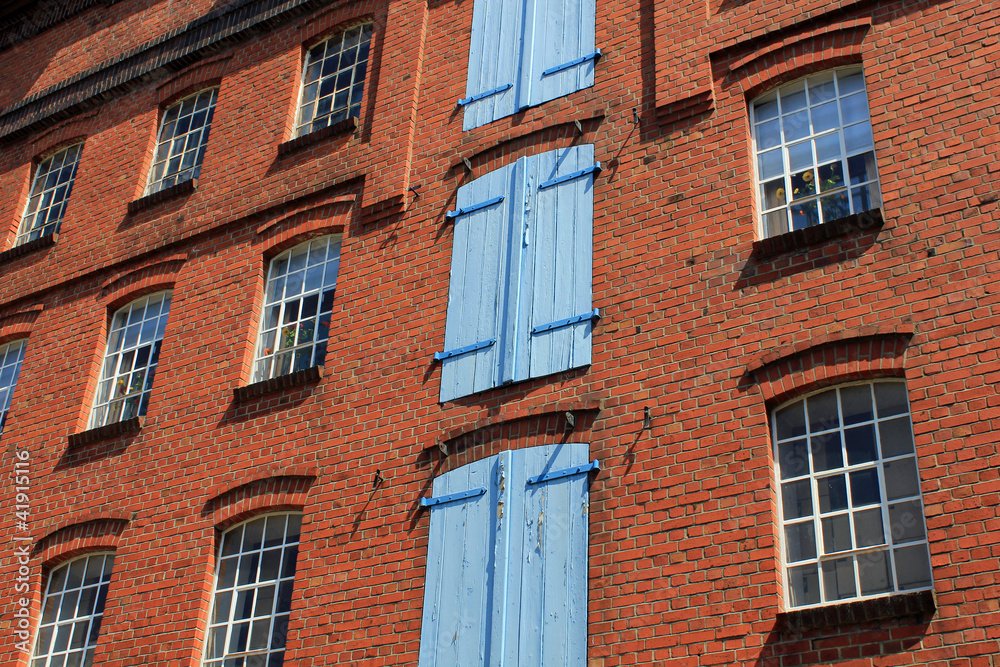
[277,116,358,156]
[233,365,323,402]
[752,208,884,259]
[68,416,144,447]
[777,590,935,633]
[0,232,58,263]
[128,178,197,214]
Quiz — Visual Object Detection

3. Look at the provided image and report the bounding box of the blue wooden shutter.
[496,444,590,666]
[520,0,598,109]
[461,0,524,130]
[516,145,597,381]
[438,163,518,402]
[418,455,499,666]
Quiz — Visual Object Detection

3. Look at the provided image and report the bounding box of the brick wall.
[1,0,998,664]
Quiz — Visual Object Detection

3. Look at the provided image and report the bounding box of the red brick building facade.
[0,0,998,664]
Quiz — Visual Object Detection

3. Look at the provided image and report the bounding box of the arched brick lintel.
[749,325,915,406]
[37,513,131,567]
[729,20,872,101]
[204,469,319,531]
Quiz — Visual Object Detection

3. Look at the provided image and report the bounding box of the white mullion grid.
[753,67,879,237]
[203,514,300,667]
[146,88,217,195]
[775,381,931,609]
[254,237,341,382]
[0,339,27,435]
[17,143,83,246]
[90,292,171,428]
[31,553,114,667]
[294,24,373,138]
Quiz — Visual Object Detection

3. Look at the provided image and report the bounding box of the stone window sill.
[777,589,935,632]
[752,208,884,259]
[278,116,358,156]
[68,416,144,448]
[233,365,323,402]
[128,178,197,215]
[0,232,58,263]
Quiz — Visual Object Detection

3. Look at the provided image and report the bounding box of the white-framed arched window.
[751,67,881,238]
[31,553,115,666]
[203,513,302,667]
[90,291,172,428]
[252,236,341,382]
[773,380,932,608]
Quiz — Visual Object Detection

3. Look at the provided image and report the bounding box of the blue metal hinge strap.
[420,487,487,507]
[457,83,513,107]
[433,338,496,362]
[445,195,504,220]
[531,308,600,334]
[527,460,600,485]
[538,162,602,190]
[541,49,602,77]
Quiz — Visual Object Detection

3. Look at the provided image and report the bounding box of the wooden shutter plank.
[463,0,523,130]
[500,444,590,665]
[521,145,596,380]
[439,164,515,401]
[524,0,597,108]
[418,455,499,665]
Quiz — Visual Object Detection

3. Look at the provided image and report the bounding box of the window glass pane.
[807,390,840,433]
[884,458,920,500]
[782,480,813,520]
[844,424,878,465]
[849,468,880,506]
[853,508,886,547]
[775,402,806,440]
[888,500,926,543]
[788,564,820,607]
[818,474,848,513]
[784,522,816,562]
[894,544,932,589]
[777,439,808,479]
[810,431,843,472]
[821,557,856,600]
[858,550,892,596]
[879,416,915,457]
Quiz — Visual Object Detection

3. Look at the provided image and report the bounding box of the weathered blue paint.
[463,0,597,129]
[438,145,596,401]
[438,162,517,401]
[418,444,591,666]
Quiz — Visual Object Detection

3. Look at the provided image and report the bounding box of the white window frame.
[293,23,373,138]
[89,292,172,429]
[751,67,882,238]
[16,143,83,246]
[146,88,218,195]
[31,552,115,667]
[252,236,341,383]
[0,338,27,436]
[202,513,302,667]
[773,380,933,609]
